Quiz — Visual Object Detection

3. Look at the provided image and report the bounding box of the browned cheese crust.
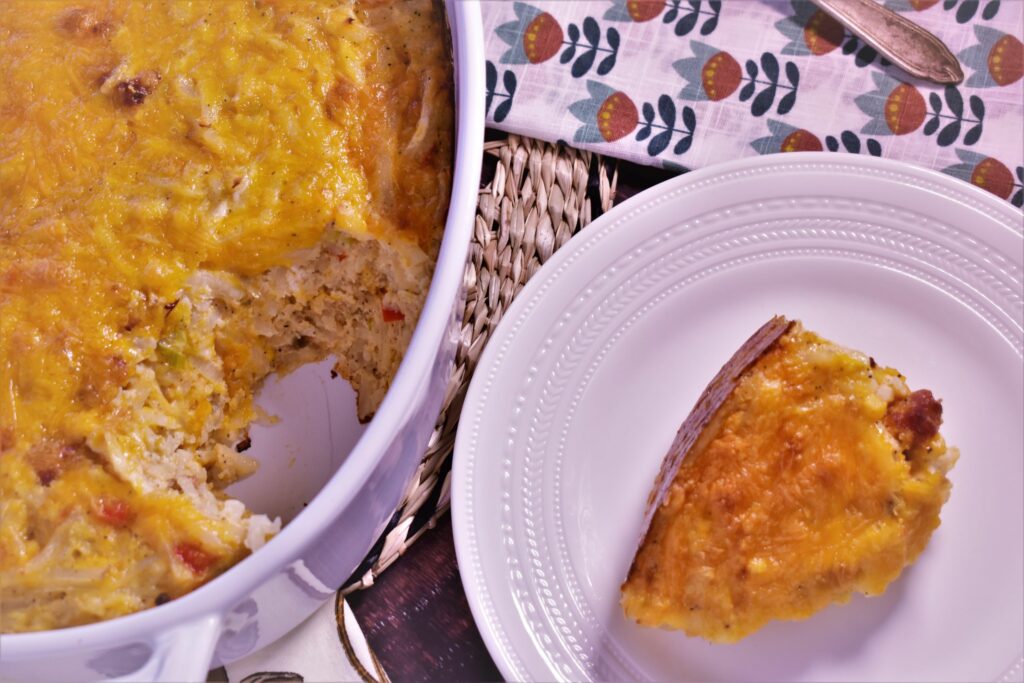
[621,317,957,642]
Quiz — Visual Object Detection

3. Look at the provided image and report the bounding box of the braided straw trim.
[342,135,617,593]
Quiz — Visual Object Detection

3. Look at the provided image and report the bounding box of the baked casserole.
[622,317,958,642]
[0,0,452,632]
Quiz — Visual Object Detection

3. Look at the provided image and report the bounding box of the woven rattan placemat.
[342,134,618,593]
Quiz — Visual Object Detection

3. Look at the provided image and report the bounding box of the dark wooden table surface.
[347,157,678,683]
[347,513,502,682]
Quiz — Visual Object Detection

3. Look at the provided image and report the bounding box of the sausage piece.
[885,389,943,451]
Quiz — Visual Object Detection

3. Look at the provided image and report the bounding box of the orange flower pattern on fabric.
[675,42,800,116]
[701,52,742,101]
[776,1,890,67]
[960,26,1023,88]
[605,0,722,37]
[481,1,1022,206]
[524,13,563,63]
[942,149,1023,206]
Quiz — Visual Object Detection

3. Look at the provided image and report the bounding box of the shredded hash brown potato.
[0,0,452,631]
[621,320,958,642]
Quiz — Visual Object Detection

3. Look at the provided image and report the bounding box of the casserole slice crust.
[621,317,958,642]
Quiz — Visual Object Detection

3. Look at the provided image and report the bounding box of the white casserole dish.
[0,3,483,681]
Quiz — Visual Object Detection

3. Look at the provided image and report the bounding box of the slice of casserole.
[621,317,958,642]
[0,0,452,631]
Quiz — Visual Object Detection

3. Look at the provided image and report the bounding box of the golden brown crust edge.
[623,315,794,587]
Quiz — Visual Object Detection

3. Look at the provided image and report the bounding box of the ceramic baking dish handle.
[111,613,223,683]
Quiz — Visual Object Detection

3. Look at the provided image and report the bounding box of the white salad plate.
[452,153,1024,683]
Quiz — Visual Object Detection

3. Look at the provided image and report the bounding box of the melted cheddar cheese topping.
[622,325,957,642]
[0,0,447,450]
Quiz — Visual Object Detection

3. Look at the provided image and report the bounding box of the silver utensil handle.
[812,0,964,85]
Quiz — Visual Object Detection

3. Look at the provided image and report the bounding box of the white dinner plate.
[452,153,1024,683]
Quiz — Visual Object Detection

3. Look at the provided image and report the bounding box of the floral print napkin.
[483,0,1024,206]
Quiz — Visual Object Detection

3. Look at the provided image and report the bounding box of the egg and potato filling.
[0,0,452,631]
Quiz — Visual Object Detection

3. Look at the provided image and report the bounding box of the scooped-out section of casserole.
[0,0,452,632]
